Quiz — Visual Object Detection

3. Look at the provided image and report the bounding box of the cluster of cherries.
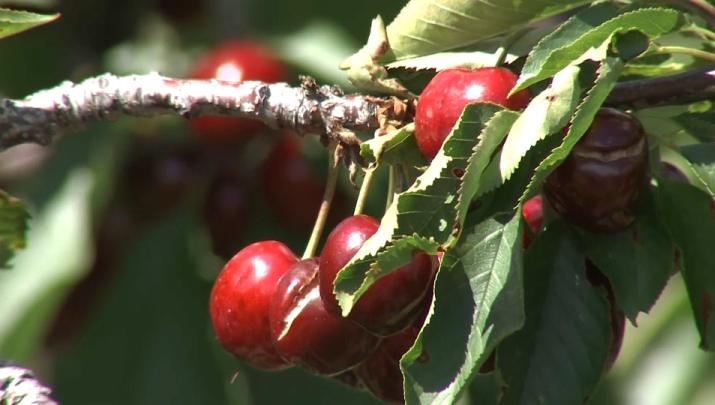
[208,45,645,402]
[210,216,435,403]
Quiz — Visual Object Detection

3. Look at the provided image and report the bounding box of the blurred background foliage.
[0,0,712,404]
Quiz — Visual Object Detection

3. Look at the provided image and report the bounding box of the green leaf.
[384,0,590,61]
[679,143,715,199]
[498,64,582,181]
[0,8,58,40]
[672,112,715,143]
[334,103,507,315]
[514,6,681,92]
[402,212,524,405]
[519,56,624,203]
[498,221,612,405]
[456,110,520,234]
[0,190,29,269]
[53,210,227,404]
[580,193,674,323]
[611,30,650,61]
[385,51,517,73]
[655,181,715,350]
[360,123,426,167]
[0,170,92,363]
[340,0,590,93]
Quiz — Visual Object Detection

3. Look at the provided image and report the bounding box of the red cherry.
[189,41,286,142]
[355,322,420,404]
[414,67,531,160]
[521,195,543,248]
[269,258,381,375]
[319,215,436,336]
[262,137,327,230]
[209,241,298,370]
[544,108,648,232]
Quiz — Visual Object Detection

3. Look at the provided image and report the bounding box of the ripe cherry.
[414,67,531,160]
[269,258,380,375]
[585,261,626,372]
[209,241,298,370]
[544,108,648,232]
[355,320,422,404]
[319,215,436,336]
[189,41,286,142]
[522,195,543,248]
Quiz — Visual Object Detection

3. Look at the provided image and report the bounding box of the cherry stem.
[385,165,396,211]
[493,27,529,67]
[354,166,376,216]
[682,25,715,41]
[653,45,715,63]
[302,141,339,260]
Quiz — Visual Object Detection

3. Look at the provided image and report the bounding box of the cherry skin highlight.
[209,240,298,370]
[269,258,380,375]
[189,41,286,142]
[319,215,436,336]
[544,108,648,232]
[414,67,531,160]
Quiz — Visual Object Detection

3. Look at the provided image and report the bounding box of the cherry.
[269,258,381,375]
[262,137,333,231]
[189,41,286,142]
[414,67,531,160]
[209,241,298,370]
[332,370,365,390]
[522,195,543,248]
[585,261,626,372]
[659,162,688,183]
[354,324,417,404]
[319,215,436,336]
[544,108,648,232]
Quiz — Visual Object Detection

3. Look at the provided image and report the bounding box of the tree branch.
[605,65,715,107]
[0,73,411,151]
[0,361,57,405]
[2,67,715,154]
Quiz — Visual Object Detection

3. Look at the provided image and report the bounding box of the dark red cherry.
[189,41,286,142]
[544,108,648,232]
[209,241,298,370]
[415,67,531,160]
[585,261,626,372]
[355,322,421,404]
[269,258,380,375]
[319,215,436,336]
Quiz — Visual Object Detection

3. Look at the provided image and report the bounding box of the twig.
[0,361,57,405]
[3,67,715,154]
[0,73,411,151]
